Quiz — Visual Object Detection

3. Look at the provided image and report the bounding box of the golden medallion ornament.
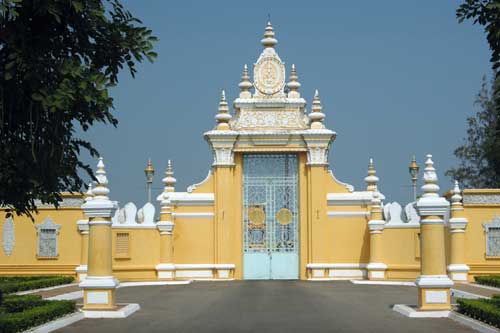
[248,206,265,226]
[276,208,293,225]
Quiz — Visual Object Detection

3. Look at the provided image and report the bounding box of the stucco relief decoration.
[2,217,14,256]
[233,110,306,130]
[463,194,500,205]
[307,146,328,165]
[35,197,84,208]
[213,147,234,166]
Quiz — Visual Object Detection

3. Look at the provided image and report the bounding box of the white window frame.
[483,214,500,257]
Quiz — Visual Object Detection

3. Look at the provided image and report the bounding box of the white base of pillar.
[367,263,387,279]
[79,276,119,289]
[156,263,175,279]
[83,303,140,318]
[75,265,87,282]
[393,304,450,318]
[447,264,470,281]
[416,275,454,288]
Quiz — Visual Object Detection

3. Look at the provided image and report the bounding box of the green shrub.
[0,276,74,294]
[0,276,54,283]
[457,298,500,328]
[474,275,500,288]
[0,300,75,333]
[2,295,44,313]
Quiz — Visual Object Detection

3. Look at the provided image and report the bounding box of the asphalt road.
[58,281,475,333]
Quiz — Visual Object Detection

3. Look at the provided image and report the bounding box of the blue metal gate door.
[243,154,299,280]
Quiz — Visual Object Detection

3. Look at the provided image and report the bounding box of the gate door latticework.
[243,154,299,279]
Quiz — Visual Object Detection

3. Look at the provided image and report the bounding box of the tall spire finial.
[365,158,379,191]
[261,18,277,48]
[421,154,440,198]
[309,89,326,129]
[215,89,232,130]
[85,182,94,202]
[92,157,110,200]
[287,64,301,98]
[451,180,463,211]
[163,159,176,193]
[239,64,253,98]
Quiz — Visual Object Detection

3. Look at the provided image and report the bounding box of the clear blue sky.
[81,0,491,209]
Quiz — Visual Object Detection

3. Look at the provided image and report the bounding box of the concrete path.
[57,281,475,333]
[454,282,500,298]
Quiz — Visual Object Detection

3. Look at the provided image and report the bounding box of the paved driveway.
[58,281,475,333]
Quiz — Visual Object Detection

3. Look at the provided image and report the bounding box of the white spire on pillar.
[85,183,94,202]
[287,64,301,98]
[309,90,326,129]
[91,157,111,201]
[421,154,440,198]
[215,90,232,130]
[364,158,379,192]
[239,64,253,98]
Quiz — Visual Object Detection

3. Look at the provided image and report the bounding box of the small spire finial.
[261,18,277,48]
[163,159,176,193]
[309,89,326,129]
[92,157,110,200]
[287,64,301,98]
[215,89,232,130]
[239,64,253,98]
[451,180,463,208]
[85,182,94,202]
[365,157,379,191]
[421,154,440,197]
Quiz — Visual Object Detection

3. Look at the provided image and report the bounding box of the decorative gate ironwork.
[243,154,299,279]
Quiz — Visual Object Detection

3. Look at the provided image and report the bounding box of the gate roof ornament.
[204,20,336,166]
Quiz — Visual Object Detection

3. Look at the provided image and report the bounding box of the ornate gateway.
[243,154,299,279]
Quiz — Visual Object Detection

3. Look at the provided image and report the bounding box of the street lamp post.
[144,159,155,203]
[408,155,419,201]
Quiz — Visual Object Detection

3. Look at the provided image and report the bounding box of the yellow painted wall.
[173,218,215,264]
[382,228,420,280]
[0,206,84,277]
[112,229,159,281]
[463,202,500,279]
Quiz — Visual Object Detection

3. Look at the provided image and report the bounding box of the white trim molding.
[187,170,212,193]
[327,191,385,206]
[112,224,157,229]
[166,193,214,206]
[306,263,368,280]
[172,212,215,219]
[155,264,235,280]
[327,211,369,218]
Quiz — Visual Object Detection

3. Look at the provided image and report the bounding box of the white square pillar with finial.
[447,180,470,281]
[415,154,453,312]
[79,157,119,310]
[156,160,176,280]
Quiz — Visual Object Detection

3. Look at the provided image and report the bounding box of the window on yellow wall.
[115,232,130,259]
[483,215,500,257]
[486,227,500,257]
[36,217,61,258]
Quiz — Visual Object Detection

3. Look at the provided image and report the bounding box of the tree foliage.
[456,0,500,187]
[0,0,157,218]
[446,76,500,187]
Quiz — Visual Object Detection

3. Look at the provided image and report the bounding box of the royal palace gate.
[242,154,299,279]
